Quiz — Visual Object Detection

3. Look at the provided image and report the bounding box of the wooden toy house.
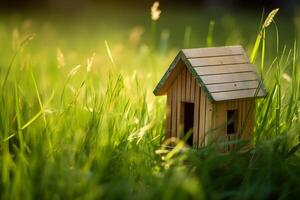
[154,46,267,149]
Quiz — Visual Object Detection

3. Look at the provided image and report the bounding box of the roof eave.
[153,51,185,96]
[179,53,216,102]
[153,50,216,102]
[153,47,268,103]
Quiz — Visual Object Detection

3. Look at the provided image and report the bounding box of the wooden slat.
[243,100,250,139]
[166,90,172,139]
[199,89,206,147]
[195,63,254,75]
[177,71,182,138]
[205,99,213,146]
[190,76,195,101]
[179,69,185,139]
[213,102,227,151]
[227,100,232,110]
[193,86,200,147]
[240,100,247,139]
[186,69,191,102]
[201,72,257,85]
[247,100,255,138]
[230,100,238,110]
[211,88,266,101]
[242,99,255,140]
[181,67,187,102]
[188,55,249,67]
[171,80,177,138]
[206,81,259,93]
[182,45,244,58]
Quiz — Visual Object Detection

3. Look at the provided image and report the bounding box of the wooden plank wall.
[212,99,255,151]
[165,66,213,147]
[166,90,172,139]
[165,69,255,149]
[240,99,255,140]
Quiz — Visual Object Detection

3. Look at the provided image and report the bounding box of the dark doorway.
[183,102,194,146]
[227,109,238,134]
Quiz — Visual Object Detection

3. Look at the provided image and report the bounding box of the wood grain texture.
[181,67,187,102]
[205,99,213,146]
[171,80,177,137]
[188,55,249,67]
[211,88,266,101]
[154,46,267,102]
[213,102,227,151]
[241,100,247,138]
[195,64,254,75]
[191,76,195,101]
[182,45,245,58]
[199,89,206,147]
[155,46,260,151]
[242,99,255,140]
[206,81,260,93]
[186,69,191,102]
[177,70,182,138]
[247,100,255,139]
[201,72,257,85]
[193,86,200,147]
[166,90,172,139]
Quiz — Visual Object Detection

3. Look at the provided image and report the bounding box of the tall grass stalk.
[206,20,215,47]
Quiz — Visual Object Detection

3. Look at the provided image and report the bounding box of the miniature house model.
[154,46,267,149]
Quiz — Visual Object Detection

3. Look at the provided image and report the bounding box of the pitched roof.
[153,45,267,102]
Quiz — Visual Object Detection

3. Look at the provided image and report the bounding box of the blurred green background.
[1,0,299,66]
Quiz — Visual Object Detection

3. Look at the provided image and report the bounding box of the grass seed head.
[19,33,35,48]
[56,48,65,68]
[12,28,20,50]
[151,1,161,21]
[282,73,291,82]
[87,53,96,72]
[68,64,81,77]
[263,8,279,28]
[129,26,144,45]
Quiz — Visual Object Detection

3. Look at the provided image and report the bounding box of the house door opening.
[183,102,194,146]
[227,109,238,150]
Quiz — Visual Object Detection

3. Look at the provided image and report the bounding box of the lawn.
[0,6,299,200]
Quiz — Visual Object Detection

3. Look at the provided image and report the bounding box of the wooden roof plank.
[201,72,258,85]
[206,81,260,93]
[154,46,267,102]
[211,89,266,101]
[182,45,245,58]
[195,63,254,75]
[188,55,249,67]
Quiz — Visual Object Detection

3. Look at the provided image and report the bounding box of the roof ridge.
[153,46,267,102]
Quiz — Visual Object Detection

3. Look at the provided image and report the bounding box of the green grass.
[0,8,300,200]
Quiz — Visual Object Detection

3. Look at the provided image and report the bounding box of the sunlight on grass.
[0,7,299,200]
